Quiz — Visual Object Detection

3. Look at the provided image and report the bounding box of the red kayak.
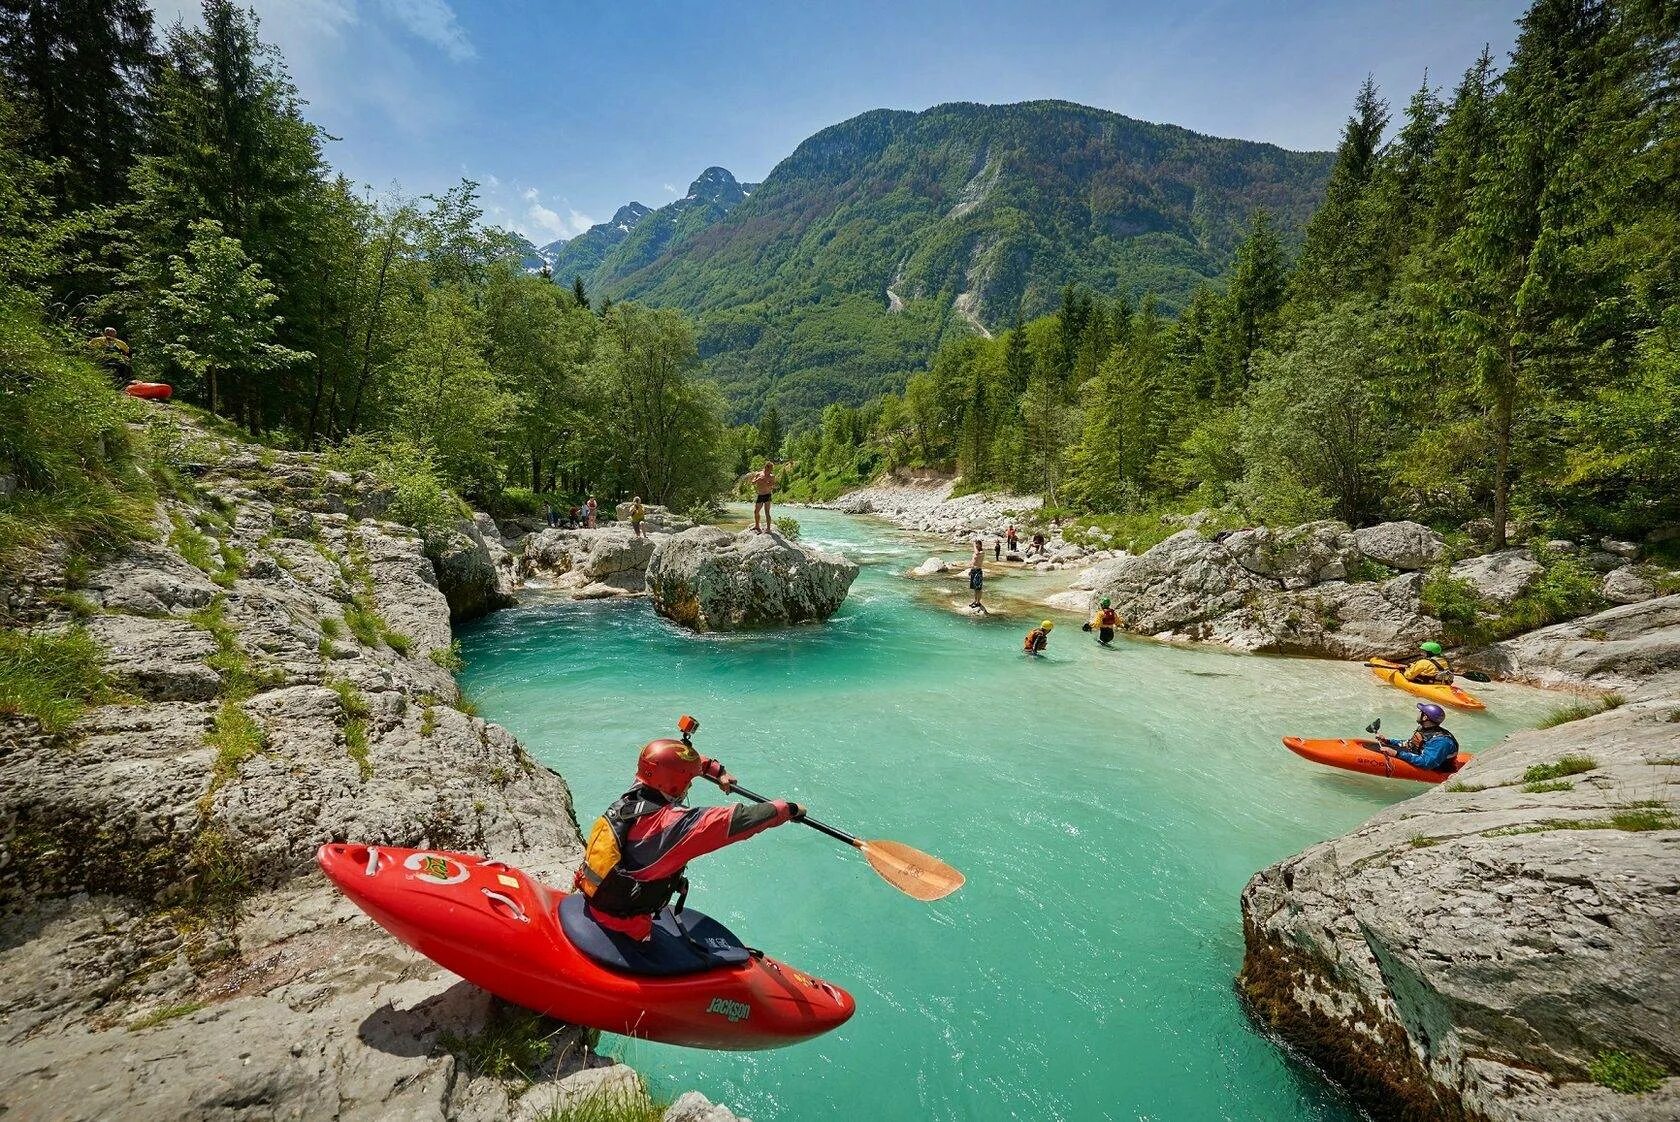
[1282,736,1471,784]
[317,843,854,1050]
[124,382,172,400]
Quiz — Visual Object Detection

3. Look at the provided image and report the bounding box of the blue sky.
[146,1,1528,245]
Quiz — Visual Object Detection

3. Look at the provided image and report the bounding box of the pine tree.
[0,0,160,210]
[572,275,589,310]
[1222,210,1289,392]
[755,403,782,459]
[1448,0,1618,548]
[1002,309,1031,396]
[1291,76,1391,308]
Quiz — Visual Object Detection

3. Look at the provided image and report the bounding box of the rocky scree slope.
[0,419,738,1121]
[1240,596,1680,1121]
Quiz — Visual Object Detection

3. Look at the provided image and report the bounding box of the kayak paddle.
[705,775,965,902]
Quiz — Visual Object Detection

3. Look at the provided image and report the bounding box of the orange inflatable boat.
[1282,736,1471,784]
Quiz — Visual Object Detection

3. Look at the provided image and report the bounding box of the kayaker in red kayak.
[1367,703,1461,774]
[575,716,804,941]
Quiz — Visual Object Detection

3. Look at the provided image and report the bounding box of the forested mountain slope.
[601,100,1333,421]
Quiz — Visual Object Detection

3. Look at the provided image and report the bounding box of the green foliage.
[1522,780,1573,794]
[429,642,465,673]
[188,597,282,699]
[0,628,112,733]
[331,434,467,539]
[1588,1051,1665,1095]
[536,1084,670,1122]
[774,516,801,539]
[1522,756,1598,783]
[441,1007,564,1087]
[205,698,265,790]
[0,293,153,567]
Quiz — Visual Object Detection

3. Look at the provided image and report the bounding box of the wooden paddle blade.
[859,839,965,901]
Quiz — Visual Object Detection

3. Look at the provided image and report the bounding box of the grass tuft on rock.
[1589,1050,1665,1094]
[1522,755,1597,783]
[1522,779,1574,794]
[536,1083,670,1122]
[442,1006,565,1088]
[0,628,112,733]
[328,678,373,780]
[429,641,465,672]
[127,1001,205,1031]
[205,698,265,791]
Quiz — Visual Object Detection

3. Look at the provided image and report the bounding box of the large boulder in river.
[1223,520,1352,589]
[1350,520,1444,571]
[1090,529,1264,634]
[429,513,516,622]
[1472,593,1680,692]
[583,530,654,580]
[646,526,859,631]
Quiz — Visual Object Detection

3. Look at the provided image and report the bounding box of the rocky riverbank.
[1241,596,1680,1120]
[0,415,741,1121]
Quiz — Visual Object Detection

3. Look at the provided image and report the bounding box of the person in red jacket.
[575,718,803,941]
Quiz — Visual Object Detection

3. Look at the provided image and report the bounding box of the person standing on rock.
[630,496,646,538]
[1006,526,1019,555]
[1369,703,1460,773]
[967,539,986,611]
[993,539,1001,562]
[575,721,803,942]
[545,502,559,529]
[585,496,598,528]
[752,462,776,534]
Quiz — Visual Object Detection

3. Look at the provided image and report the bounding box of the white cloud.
[375,0,474,61]
[509,186,596,242]
[663,183,677,193]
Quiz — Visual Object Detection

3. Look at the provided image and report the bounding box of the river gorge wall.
[0,415,740,1121]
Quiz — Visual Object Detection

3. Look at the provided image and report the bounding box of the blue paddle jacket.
[1381,728,1459,772]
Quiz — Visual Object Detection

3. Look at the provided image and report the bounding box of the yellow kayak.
[1368,659,1486,711]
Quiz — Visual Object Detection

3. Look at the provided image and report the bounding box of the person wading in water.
[752,462,776,533]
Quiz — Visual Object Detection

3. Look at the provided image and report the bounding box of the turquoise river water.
[459,507,1560,1121]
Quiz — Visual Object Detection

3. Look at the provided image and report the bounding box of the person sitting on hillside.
[1371,703,1460,773]
[85,326,132,386]
[575,717,802,942]
[1023,619,1053,657]
[1082,598,1120,646]
[1401,641,1455,684]
[1028,532,1047,558]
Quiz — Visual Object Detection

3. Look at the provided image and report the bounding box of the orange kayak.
[124,382,173,400]
[1283,736,1471,784]
[1368,660,1485,710]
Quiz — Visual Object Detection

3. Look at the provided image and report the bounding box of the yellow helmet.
[1041,620,1054,631]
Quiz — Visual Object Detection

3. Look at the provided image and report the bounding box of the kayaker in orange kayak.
[1399,641,1454,684]
[575,716,803,941]
[1367,703,1460,774]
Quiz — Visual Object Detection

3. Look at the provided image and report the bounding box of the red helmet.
[637,737,704,798]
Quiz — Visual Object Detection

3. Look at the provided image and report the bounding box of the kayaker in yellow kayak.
[1399,641,1454,684]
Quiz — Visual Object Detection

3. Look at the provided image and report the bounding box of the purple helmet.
[1416,702,1446,725]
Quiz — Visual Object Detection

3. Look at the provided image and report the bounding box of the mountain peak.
[685,167,745,205]
[612,202,653,228]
